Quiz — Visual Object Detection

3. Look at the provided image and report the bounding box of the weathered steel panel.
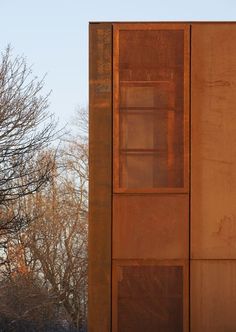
[191,24,236,259]
[113,194,189,260]
[112,23,190,332]
[191,260,236,331]
[112,260,189,332]
[88,23,112,332]
[113,23,190,193]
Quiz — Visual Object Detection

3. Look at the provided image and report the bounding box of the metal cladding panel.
[89,23,112,332]
[113,194,189,260]
[112,261,189,332]
[191,260,236,332]
[112,23,190,332]
[118,265,183,332]
[191,24,236,259]
[113,24,190,193]
[89,21,236,332]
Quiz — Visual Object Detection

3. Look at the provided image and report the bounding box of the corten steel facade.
[89,22,236,331]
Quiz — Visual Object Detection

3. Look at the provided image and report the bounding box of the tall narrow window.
[113,24,189,193]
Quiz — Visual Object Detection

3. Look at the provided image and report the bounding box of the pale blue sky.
[0,0,235,127]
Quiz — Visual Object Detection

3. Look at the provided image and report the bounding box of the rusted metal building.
[89,22,236,331]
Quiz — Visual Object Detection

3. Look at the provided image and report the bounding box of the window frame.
[113,23,190,193]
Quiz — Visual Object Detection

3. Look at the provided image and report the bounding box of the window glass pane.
[117,29,185,190]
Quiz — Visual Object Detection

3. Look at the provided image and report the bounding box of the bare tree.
[0,108,88,330]
[3,156,88,330]
[0,272,80,331]
[1,111,88,330]
[0,46,58,235]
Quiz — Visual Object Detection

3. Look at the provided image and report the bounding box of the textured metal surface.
[112,23,190,332]
[191,260,236,332]
[112,260,189,332]
[88,23,112,332]
[113,24,190,193]
[191,24,236,259]
[89,21,236,332]
[113,194,189,260]
[118,265,183,332]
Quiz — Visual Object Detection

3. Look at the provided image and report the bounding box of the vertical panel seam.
[111,23,114,332]
[189,23,192,332]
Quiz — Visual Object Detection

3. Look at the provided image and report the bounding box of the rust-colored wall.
[191,260,236,331]
[89,21,236,332]
[88,23,112,332]
[113,194,189,260]
[112,23,190,332]
[112,261,188,332]
[191,23,236,331]
[191,23,236,259]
